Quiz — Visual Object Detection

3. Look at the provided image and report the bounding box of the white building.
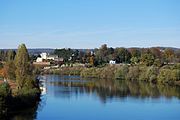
[36,52,60,62]
[40,53,48,59]
[109,60,116,64]
[47,55,58,61]
[36,57,43,62]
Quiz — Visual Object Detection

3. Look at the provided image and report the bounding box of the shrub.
[115,65,128,79]
[0,83,12,115]
[0,83,11,97]
[157,68,180,84]
[126,66,140,80]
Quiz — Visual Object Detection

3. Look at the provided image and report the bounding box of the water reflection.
[47,75,180,103]
[1,75,180,120]
[0,103,39,120]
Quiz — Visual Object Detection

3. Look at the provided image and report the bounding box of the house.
[36,57,43,62]
[109,60,116,64]
[40,53,48,59]
[47,55,58,61]
[36,53,59,62]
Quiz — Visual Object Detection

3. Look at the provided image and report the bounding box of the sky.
[0,0,180,49]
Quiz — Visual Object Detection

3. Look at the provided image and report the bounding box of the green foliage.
[15,44,38,91]
[81,65,117,79]
[15,44,32,89]
[115,65,128,79]
[81,67,101,78]
[153,59,162,67]
[163,48,175,64]
[130,57,139,64]
[157,67,180,84]
[0,83,11,115]
[141,53,155,66]
[0,62,3,69]
[5,61,16,80]
[144,66,158,83]
[99,65,117,79]
[0,83,11,97]
[114,48,131,63]
[7,50,16,62]
[126,66,140,80]
[54,48,74,62]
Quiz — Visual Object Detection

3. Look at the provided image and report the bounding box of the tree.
[15,44,33,89]
[129,48,141,58]
[114,48,131,63]
[95,44,109,64]
[130,57,139,64]
[5,50,16,80]
[89,56,95,66]
[141,53,155,66]
[54,48,74,62]
[150,48,162,59]
[0,67,8,80]
[163,48,175,64]
[7,50,16,62]
[4,61,16,80]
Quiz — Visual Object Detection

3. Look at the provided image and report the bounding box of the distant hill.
[0,47,179,55]
[27,49,54,55]
[0,48,54,55]
[155,47,180,52]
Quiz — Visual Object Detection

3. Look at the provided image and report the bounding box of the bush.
[157,68,180,84]
[14,87,41,108]
[0,83,11,97]
[0,83,12,115]
[115,65,128,79]
[126,66,140,80]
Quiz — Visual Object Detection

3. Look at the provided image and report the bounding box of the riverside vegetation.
[43,63,180,86]
[43,44,180,86]
[0,44,40,118]
[0,44,179,117]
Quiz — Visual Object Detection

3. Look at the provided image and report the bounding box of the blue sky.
[0,0,180,48]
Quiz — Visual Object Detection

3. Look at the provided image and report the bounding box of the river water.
[7,75,180,120]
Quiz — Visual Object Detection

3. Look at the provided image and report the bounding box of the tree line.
[53,44,180,67]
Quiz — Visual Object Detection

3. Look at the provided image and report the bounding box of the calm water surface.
[11,75,180,120]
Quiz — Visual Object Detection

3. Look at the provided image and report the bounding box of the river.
[6,75,180,120]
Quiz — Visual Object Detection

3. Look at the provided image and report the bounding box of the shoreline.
[40,63,180,86]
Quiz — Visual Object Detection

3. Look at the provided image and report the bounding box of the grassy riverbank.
[42,63,180,86]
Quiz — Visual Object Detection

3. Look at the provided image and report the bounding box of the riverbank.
[41,63,180,86]
[0,82,41,118]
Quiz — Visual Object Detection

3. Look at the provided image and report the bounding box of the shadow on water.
[1,75,180,119]
[0,103,37,120]
[48,75,180,103]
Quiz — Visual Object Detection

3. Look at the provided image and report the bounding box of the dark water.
[6,75,180,120]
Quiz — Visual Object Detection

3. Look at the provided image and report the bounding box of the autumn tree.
[0,67,8,80]
[163,48,175,64]
[141,53,155,66]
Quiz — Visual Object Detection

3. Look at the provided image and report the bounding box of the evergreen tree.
[15,44,33,89]
[5,50,16,80]
[7,50,16,62]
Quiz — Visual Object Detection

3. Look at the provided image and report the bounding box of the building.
[109,60,116,64]
[40,53,48,59]
[36,53,59,62]
[47,55,58,61]
[36,57,43,62]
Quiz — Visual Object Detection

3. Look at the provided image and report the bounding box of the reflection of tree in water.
[0,99,40,120]
[50,78,180,103]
